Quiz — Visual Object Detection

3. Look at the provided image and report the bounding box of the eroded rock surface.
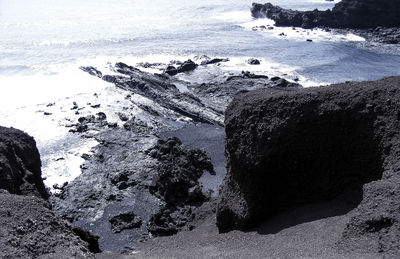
[0,192,95,259]
[0,126,48,199]
[51,129,214,253]
[217,76,400,255]
[0,126,100,258]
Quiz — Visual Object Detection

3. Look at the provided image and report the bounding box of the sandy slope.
[96,197,381,258]
[130,199,381,258]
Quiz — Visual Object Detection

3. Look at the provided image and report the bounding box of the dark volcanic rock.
[247,58,261,65]
[0,192,94,259]
[52,129,214,252]
[176,59,198,74]
[165,65,178,76]
[146,137,213,205]
[0,126,48,199]
[80,66,102,78]
[201,58,229,65]
[109,212,142,233]
[354,27,400,45]
[251,1,400,29]
[97,62,224,125]
[72,227,101,253]
[191,71,300,114]
[217,76,400,255]
[166,60,198,76]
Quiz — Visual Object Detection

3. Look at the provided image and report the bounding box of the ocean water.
[0,0,400,187]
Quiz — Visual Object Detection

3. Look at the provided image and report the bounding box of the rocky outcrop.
[0,126,48,199]
[51,128,214,253]
[79,61,301,130]
[165,59,198,76]
[99,62,225,126]
[0,126,100,258]
[217,76,400,255]
[0,191,94,259]
[251,0,400,29]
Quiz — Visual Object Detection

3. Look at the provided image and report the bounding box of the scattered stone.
[81,154,91,160]
[53,182,68,190]
[201,58,229,65]
[247,58,261,65]
[117,113,129,122]
[107,122,118,128]
[96,112,107,121]
[137,62,164,69]
[80,66,102,78]
[165,66,178,76]
[109,212,142,233]
[71,102,78,110]
[177,59,198,74]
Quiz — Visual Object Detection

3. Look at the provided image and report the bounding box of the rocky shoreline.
[2,64,400,258]
[40,57,300,254]
[0,127,96,259]
[251,1,400,44]
[0,56,302,257]
[2,65,400,257]
[1,1,400,257]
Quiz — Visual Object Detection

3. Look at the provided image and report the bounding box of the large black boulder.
[217,76,400,255]
[0,126,48,199]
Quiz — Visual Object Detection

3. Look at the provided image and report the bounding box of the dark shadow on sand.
[251,189,362,235]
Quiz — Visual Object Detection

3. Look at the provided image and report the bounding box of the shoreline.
[251,2,400,46]
[1,0,400,257]
[1,60,400,258]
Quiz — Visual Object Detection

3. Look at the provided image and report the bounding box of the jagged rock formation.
[51,129,214,253]
[0,127,97,258]
[251,0,400,29]
[0,126,48,199]
[78,61,301,129]
[217,76,400,255]
[100,62,224,126]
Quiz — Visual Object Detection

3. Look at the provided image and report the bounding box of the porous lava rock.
[147,137,213,206]
[217,76,400,255]
[0,192,94,259]
[51,130,214,252]
[0,126,48,199]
